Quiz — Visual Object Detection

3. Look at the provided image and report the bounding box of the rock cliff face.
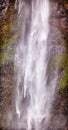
[49,0,68,130]
[0,0,68,130]
[49,1,68,130]
[0,0,9,17]
[0,0,16,128]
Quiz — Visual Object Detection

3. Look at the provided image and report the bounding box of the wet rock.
[60,18,68,29]
[0,62,14,128]
[0,1,16,128]
[50,0,68,39]
[49,1,68,130]
[0,0,9,18]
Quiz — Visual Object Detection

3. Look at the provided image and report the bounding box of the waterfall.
[14,0,57,130]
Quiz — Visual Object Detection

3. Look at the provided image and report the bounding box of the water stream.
[14,0,58,130]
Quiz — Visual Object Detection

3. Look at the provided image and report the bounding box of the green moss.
[0,50,13,65]
[59,55,68,90]
[58,54,67,68]
[1,38,13,50]
[50,53,68,90]
[65,62,68,74]
[9,23,15,32]
[60,74,68,89]
[0,3,17,50]
[51,54,68,71]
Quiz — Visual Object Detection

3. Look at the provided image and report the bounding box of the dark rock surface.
[49,1,68,130]
[0,0,9,18]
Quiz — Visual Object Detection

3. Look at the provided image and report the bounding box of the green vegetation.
[0,1,17,66]
[50,53,67,71]
[50,53,68,90]
[60,60,68,90]
[60,74,68,89]
[0,50,13,65]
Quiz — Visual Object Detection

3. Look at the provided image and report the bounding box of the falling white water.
[14,0,57,130]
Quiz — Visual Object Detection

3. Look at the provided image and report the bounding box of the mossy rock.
[50,53,68,72]
[59,57,68,90]
[9,23,16,32]
[50,53,68,91]
[0,1,17,51]
[58,40,66,47]
[60,75,68,89]
[1,38,13,50]
[57,54,68,70]
[0,50,13,66]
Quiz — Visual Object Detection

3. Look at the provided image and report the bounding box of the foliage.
[0,50,13,65]
[0,1,17,66]
[60,60,68,90]
[50,53,68,90]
